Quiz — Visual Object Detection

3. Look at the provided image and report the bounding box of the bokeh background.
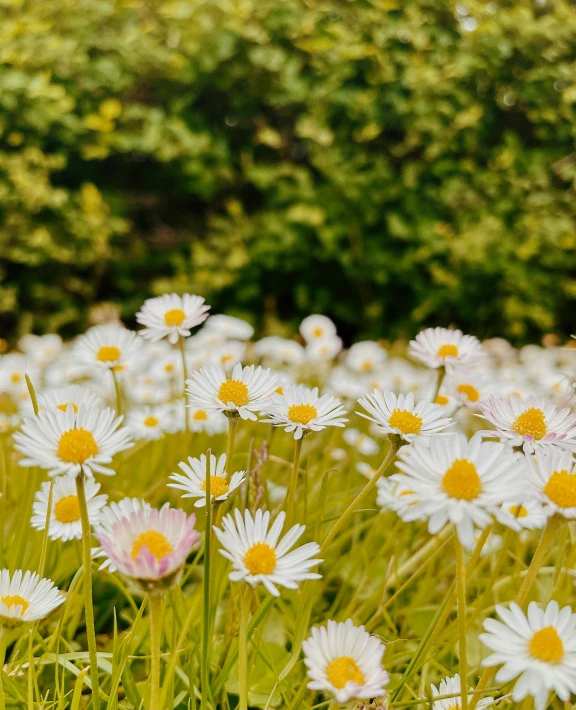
[2,0,576,345]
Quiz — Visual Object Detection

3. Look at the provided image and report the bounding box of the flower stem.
[76,473,101,710]
[0,626,7,710]
[225,416,239,475]
[238,584,251,710]
[111,369,123,416]
[178,335,189,433]
[285,437,303,528]
[148,593,163,710]
[455,536,469,710]
[432,366,446,401]
[37,479,54,577]
[320,438,400,555]
[201,453,212,710]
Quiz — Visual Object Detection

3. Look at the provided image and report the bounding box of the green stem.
[0,626,7,710]
[320,438,400,555]
[201,454,212,710]
[225,416,239,475]
[432,366,446,401]
[111,369,123,416]
[455,537,469,710]
[238,585,251,710]
[285,437,303,528]
[0,437,6,563]
[178,335,189,434]
[76,473,101,710]
[148,594,163,710]
[37,479,54,577]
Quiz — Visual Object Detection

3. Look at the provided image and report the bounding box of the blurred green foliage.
[1,0,576,342]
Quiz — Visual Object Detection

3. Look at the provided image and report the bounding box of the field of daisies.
[1,295,576,710]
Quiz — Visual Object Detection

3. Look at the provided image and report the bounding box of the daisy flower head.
[409,327,484,370]
[299,314,337,343]
[209,341,247,370]
[496,498,547,531]
[19,334,63,367]
[31,476,107,541]
[528,449,576,519]
[136,293,210,344]
[74,324,143,372]
[204,314,254,341]
[37,385,105,415]
[186,363,278,421]
[357,390,453,444]
[182,406,228,435]
[430,674,494,709]
[306,335,343,363]
[262,384,348,440]
[302,618,389,703]
[345,341,387,374]
[480,600,576,710]
[254,337,305,366]
[169,453,246,507]
[478,394,576,454]
[343,428,379,456]
[97,503,200,590]
[391,433,525,548]
[213,508,322,596]
[94,497,152,571]
[0,569,64,627]
[376,477,425,519]
[126,404,174,441]
[0,353,39,397]
[14,404,133,478]
[445,368,489,409]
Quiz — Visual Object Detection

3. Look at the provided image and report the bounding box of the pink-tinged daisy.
[136,293,210,344]
[213,508,322,596]
[186,363,278,421]
[527,449,576,519]
[478,395,576,454]
[14,405,133,478]
[480,600,576,710]
[97,503,199,587]
[93,498,152,571]
[409,327,484,370]
[302,619,389,703]
[0,569,64,627]
[357,390,453,444]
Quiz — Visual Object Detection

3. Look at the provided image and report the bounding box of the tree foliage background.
[1,0,576,343]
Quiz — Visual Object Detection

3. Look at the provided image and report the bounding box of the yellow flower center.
[165,363,174,373]
[218,379,249,407]
[131,530,174,560]
[529,626,564,664]
[221,354,233,364]
[2,595,29,615]
[457,384,479,402]
[437,343,458,359]
[435,394,449,406]
[193,409,208,421]
[57,402,79,413]
[513,408,547,440]
[275,386,284,395]
[312,327,324,338]
[57,428,99,464]
[544,470,576,509]
[10,372,22,384]
[54,495,81,523]
[200,475,229,497]
[361,361,373,372]
[442,458,482,501]
[326,656,365,690]
[388,409,423,435]
[144,416,159,427]
[164,308,186,327]
[244,542,277,575]
[509,504,528,518]
[97,345,121,363]
[288,404,318,425]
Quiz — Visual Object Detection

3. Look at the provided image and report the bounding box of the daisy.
[0,354,39,397]
[299,314,337,343]
[306,336,342,363]
[126,404,174,441]
[496,499,547,531]
[391,433,526,547]
[376,477,425,519]
[343,428,379,456]
[430,674,494,709]
[73,324,143,371]
[37,385,105,415]
[528,449,576,519]
[94,498,152,571]
[480,600,576,710]
[204,314,254,341]
[409,327,484,370]
[182,406,228,435]
[31,476,107,541]
[19,334,63,367]
[254,337,305,366]
[14,404,133,478]
[97,503,200,587]
[302,618,389,703]
[445,369,489,409]
[262,384,347,440]
[213,508,322,596]
[478,394,576,454]
[357,390,453,444]
[345,341,387,374]
[209,341,247,370]
[0,569,64,626]
[186,363,278,421]
[169,453,246,507]
[136,293,210,344]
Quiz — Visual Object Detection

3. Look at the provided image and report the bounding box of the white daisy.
[299,314,337,343]
[345,341,387,374]
[209,341,247,370]
[262,384,348,440]
[94,498,152,571]
[391,433,526,548]
[480,600,576,710]
[430,674,494,709]
[357,390,453,443]
[19,334,63,367]
[527,449,576,519]
[327,367,370,401]
[213,508,322,596]
[302,618,389,703]
[73,324,143,371]
[204,314,254,341]
[495,499,547,531]
[37,385,105,415]
[376,476,425,519]
[254,337,305,366]
[126,404,174,441]
[181,406,228,435]
[478,394,576,454]
[31,476,107,541]
[169,453,246,507]
[409,327,484,370]
[136,293,210,344]
[186,363,278,421]
[14,404,133,478]
[0,569,64,626]
[306,336,342,362]
[343,428,379,456]
[0,354,39,397]
[445,369,489,409]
